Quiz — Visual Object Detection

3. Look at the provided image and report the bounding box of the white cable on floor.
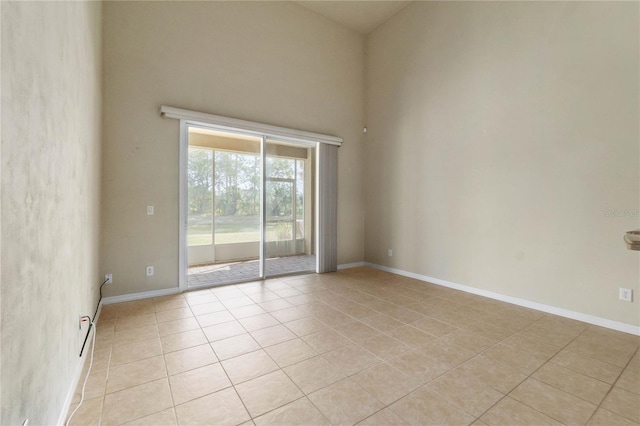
[65,318,96,426]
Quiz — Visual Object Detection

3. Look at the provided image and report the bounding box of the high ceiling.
[294,1,411,34]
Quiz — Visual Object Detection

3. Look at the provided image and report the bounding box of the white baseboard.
[58,351,86,425]
[102,287,181,304]
[337,261,367,270]
[57,303,103,425]
[366,262,640,336]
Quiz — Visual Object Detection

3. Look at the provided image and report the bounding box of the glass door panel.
[187,147,214,247]
[187,127,262,287]
[265,139,316,277]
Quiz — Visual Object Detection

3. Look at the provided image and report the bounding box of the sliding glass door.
[186,128,315,287]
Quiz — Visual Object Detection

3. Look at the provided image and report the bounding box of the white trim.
[58,344,87,425]
[366,262,640,336]
[337,262,367,270]
[314,147,320,273]
[259,136,267,278]
[160,106,343,147]
[178,120,188,292]
[58,304,103,425]
[102,287,181,305]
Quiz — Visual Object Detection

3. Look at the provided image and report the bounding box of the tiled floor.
[188,255,316,287]
[68,267,640,425]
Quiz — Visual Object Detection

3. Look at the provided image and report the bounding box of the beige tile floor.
[67,267,640,425]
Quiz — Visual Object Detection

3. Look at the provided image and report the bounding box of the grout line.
[214,344,255,424]
[376,312,563,422]
[96,311,115,426]
[473,315,582,409]
[478,324,598,424]
[162,342,176,417]
[93,269,640,426]
[585,345,640,424]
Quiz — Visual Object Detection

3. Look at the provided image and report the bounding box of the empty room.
[1,1,639,425]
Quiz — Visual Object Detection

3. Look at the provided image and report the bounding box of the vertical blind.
[316,143,339,272]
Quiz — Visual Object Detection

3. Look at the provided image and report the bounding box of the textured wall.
[1,1,102,424]
[101,1,365,297]
[365,2,640,327]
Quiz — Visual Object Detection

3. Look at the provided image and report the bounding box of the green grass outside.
[188,231,260,246]
[187,215,296,246]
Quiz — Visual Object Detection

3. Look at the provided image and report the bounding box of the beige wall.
[3,1,637,423]
[365,2,640,327]
[101,1,365,297]
[1,1,103,424]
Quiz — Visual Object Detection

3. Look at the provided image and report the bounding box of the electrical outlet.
[78,316,89,330]
[105,273,113,284]
[619,288,633,302]
[388,249,393,257]
[146,266,154,276]
[147,205,154,215]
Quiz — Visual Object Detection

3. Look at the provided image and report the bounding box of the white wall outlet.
[388,249,393,257]
[105,273,113,284]
[78,316,89,330]
[619,288,633,302]
[147,205,154,215]
[146,266,154,276]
